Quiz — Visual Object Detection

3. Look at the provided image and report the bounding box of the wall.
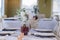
[5,0,21,17]
[38,0,52,18]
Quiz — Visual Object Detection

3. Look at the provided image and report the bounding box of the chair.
[37,18,58,30]
[0,18,3,31]
[3,18,22,29]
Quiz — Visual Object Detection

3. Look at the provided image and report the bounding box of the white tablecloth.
[23,35,57,40]
[0,35,57,40]
[0,36,17,40]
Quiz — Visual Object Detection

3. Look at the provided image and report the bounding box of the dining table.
[0,29,58,40]
[0,35,57,40]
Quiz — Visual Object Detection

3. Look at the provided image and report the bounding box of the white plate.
[32,32,55,36]
[0,31,15,34]
[34,29,52,31]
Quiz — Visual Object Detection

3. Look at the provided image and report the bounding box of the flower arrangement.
[16,8,29,22]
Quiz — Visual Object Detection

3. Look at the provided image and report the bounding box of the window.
[0,0,4,18]
[53,0,60,15]
[21,0,37,7]
[21,0,38,20]
[0,0,1,17]
[21,0,38,12]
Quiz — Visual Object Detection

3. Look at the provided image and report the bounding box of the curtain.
[38,0,51,18]
[0,0,4,18]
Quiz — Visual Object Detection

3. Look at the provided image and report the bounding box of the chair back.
[38,18,58,30]
[3,18,22,29]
